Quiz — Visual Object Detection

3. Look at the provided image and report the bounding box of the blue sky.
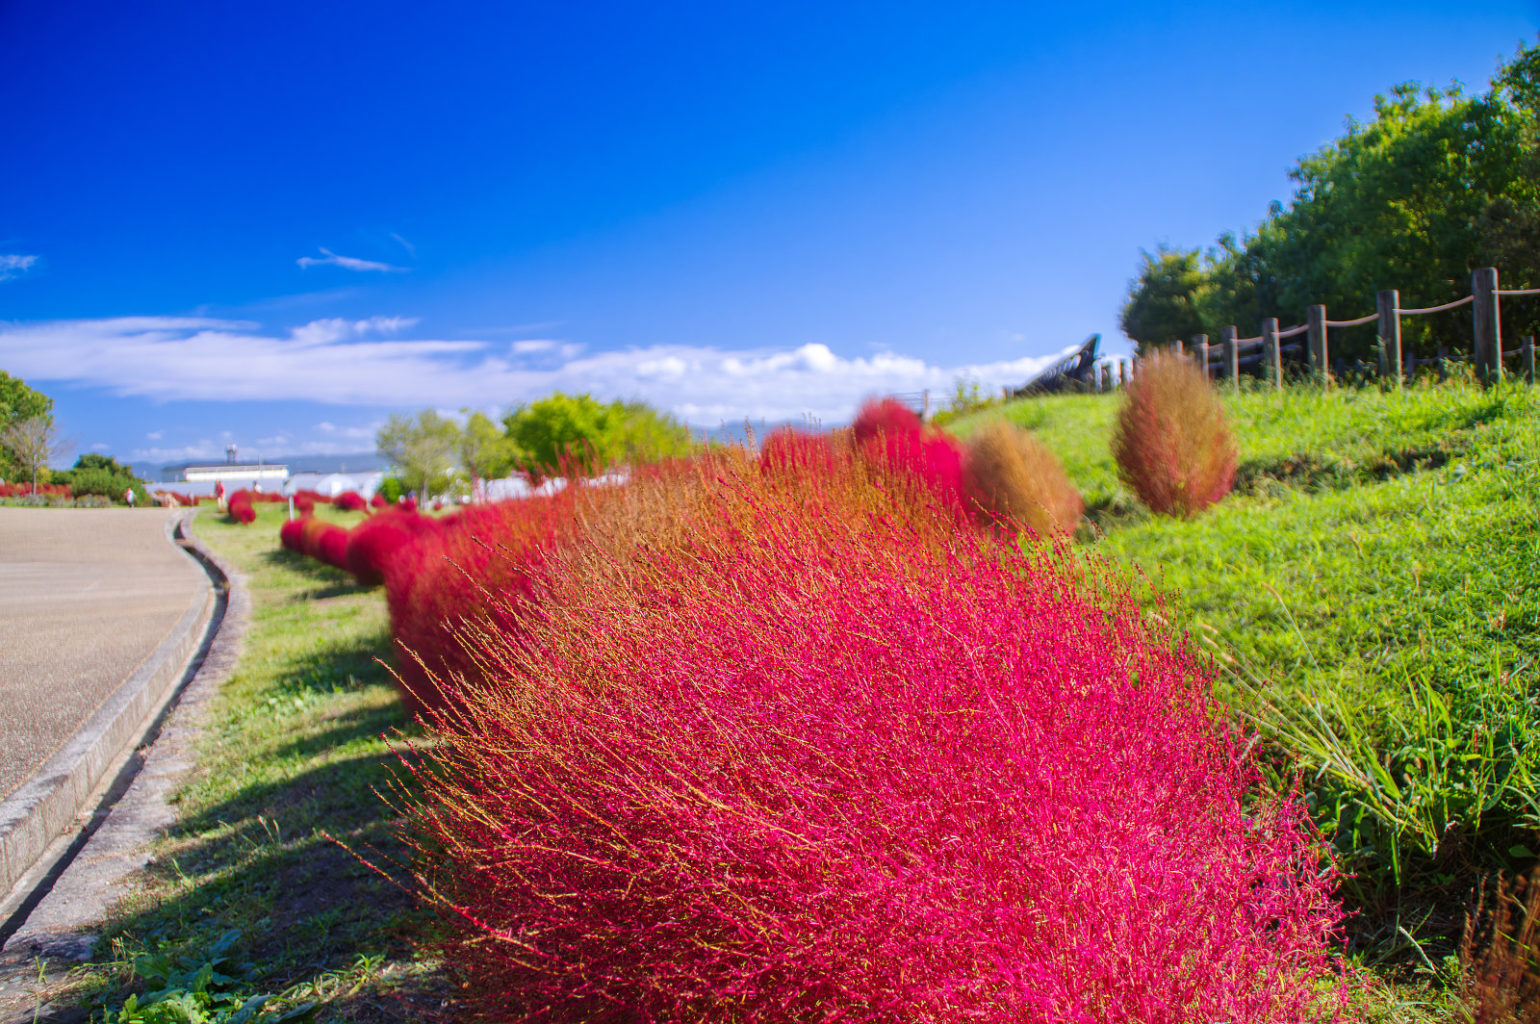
[1,1,1536,465]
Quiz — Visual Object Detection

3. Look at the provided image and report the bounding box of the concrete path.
[0,509,206,805]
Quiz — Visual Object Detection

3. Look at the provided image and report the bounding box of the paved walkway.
[0,509,205,803]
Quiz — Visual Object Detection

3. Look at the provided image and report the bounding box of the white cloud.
[0,254,39,282]
[0,314,1080,426]
[296,247,407,273]
[390,233,416,257]
[90,442,111,451]
[512,339,555,354]
[146,430,163,440]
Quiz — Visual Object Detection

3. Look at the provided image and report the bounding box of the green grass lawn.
[950,376,1540,1004]
[67,503,443,1023]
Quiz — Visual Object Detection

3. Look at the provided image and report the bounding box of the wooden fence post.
[1099,363,1112,391]
[1472,267,1502,386]
[1523,336,1535,385]
[1377,289,1402,388]
[1172,339,1185,357]
[1261,317,1282,389]
[1437,345,1448,382]
[1193,333,1210,379]
[1221,326,1239,392]
[922,389,930,418]
[1307,305,1328,386]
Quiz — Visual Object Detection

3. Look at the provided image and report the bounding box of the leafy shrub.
[962,420,1083,538]
[74,493,113,508]
[226,490,257,525]
[390,448,1354,1022]
[1111,350,1237,516]
[334,490,367,513]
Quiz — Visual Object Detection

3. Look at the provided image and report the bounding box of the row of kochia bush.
[273,365,1364,1020]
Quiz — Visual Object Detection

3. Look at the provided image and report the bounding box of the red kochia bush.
[226,489,256,524]
[0,482,73,499]
[382,492,586,717]
[334,490,368,513]
[344,507,439,586]
[851,397,966,514]
[369,492,388,509]
[1112,350,1238,517]
[394,455,1354,1022]
[278,516,306,552]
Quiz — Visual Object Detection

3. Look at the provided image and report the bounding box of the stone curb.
[0,512,218,909]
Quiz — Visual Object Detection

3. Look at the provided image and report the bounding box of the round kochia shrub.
[226,489,256,524]
[1112,351,1238,516]
[393,456,1354,1022]
[334,490,368,513]
[345,507,438,585]
[963,420,1083,538]
[851,397,966,514]
[382,492,585,718]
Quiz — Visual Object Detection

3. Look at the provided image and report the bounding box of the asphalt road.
[0,508,205,803]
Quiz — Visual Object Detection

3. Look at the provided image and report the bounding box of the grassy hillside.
[949,379,1540,977]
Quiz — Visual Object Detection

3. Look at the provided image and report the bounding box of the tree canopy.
[1122,39,1540,361]
[374,395,694,497]
[0,372,55,482]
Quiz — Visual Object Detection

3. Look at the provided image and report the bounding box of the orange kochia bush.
[962,420,1083,538]
[1112,351,1238,517]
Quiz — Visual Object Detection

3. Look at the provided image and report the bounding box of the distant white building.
[171,446,287,490]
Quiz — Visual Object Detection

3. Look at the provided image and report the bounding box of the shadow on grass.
[92,736,449,1023]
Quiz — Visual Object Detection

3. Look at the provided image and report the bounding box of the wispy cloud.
[296,247,407,273]
[389,232,416,257]
[0,315,1077,426]
[0,254,39,282]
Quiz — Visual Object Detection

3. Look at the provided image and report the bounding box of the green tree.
[501,393,692,481]
[1124,39,1540,362]
[376,409,460,498]
[1,417,71,492]
[458,410,517,487]
[0,372,54,481]
[1118,248,1214,355]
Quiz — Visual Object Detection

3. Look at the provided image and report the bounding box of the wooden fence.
[1134,266,1539,391]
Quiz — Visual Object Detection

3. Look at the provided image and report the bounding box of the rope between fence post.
[1496,287,1540,297]
[1399,295,1475,315]
[1275,324,1309,338]
[1323,311,1379,328]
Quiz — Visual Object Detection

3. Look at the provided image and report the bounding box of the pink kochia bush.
[392,452,1356,1022]
[334,490,368,513]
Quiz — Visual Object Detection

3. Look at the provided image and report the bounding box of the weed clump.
[963,420,1083,538]
[390,447,1355,1022]
[1461,867,1540,1023]
[1111,351,1237,516]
